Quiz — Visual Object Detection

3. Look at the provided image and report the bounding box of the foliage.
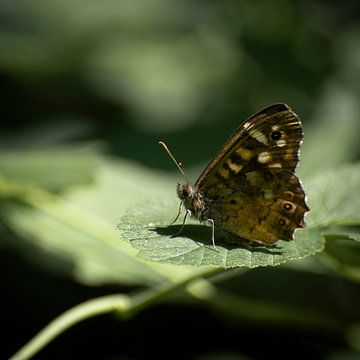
[1,1,360,359]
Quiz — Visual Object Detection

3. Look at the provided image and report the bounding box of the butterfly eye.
[270,130,282,141]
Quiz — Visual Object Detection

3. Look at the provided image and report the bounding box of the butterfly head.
[176,183,193,200]
[177,183,195,213]
[177,183,207,220]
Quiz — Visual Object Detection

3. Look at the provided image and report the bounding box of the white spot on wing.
[249,129,269,145]
[243,122,251,130]
[269,162,282,168]
[258,151,272,164]
[276,139,287,147]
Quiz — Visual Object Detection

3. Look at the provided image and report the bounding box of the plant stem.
[9,268,221,360]
[9,294,130,360]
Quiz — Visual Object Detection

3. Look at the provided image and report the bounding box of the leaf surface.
[119,199,324,268]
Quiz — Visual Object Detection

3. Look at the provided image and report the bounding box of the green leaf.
[0,157,196,286]
[118,198,325,268]
[319,226,360,282]
[305,163,360,228]
[325,236,360,268]
[0,147,97,192]
[300,161,360,281]
[324,225,360,242]
[64,157,174,220]
[300,85,360,178]
[1,200,167,286]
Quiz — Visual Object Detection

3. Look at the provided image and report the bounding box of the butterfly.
[160,103,309,249]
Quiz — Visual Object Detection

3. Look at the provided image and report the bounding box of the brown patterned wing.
[195,104,303,190]
[205,169,309,244]
[195,103,309,244]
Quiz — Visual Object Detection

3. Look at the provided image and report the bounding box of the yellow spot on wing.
[285,151,294,160]
[226,159,243,173]
[218,167,230,179]
[257,151,272,164]
[236,147,253,160]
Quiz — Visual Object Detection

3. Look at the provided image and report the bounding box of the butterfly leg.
[172,209,191,237]
[170,200,183,225]
[207,218,218,252]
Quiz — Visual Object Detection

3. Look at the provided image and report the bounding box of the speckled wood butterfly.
[160,104,309,248]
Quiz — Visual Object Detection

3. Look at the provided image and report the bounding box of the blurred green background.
[1,1,360,359]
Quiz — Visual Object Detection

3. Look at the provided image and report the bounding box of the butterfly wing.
[196,104,302,188]
[195,104,309,244]
[204,169,309,244]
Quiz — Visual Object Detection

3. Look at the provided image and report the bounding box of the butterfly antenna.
[159,141,190,183]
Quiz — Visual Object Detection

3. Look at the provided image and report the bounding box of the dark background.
[1,1,360,359]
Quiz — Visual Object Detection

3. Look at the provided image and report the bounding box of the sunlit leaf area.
[2,1,360,359]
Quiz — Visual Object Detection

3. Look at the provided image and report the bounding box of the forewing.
[205,169,309,244]
[195,104,303,190]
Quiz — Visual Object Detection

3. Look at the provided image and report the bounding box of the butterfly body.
[177,183,210,222]
[168,104,309,246]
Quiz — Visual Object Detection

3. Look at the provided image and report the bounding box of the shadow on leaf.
[151,224,284,255]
